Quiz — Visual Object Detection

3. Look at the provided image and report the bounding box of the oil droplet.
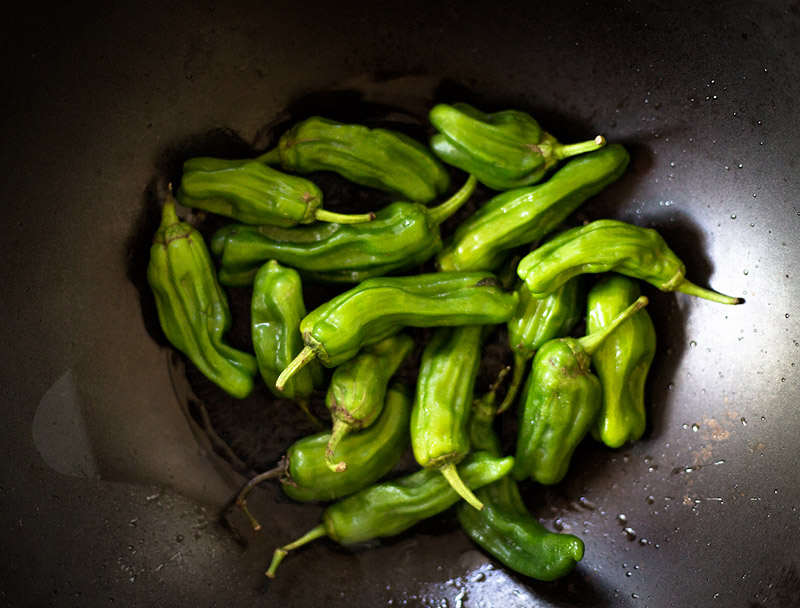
[786,314,790,318]
[626,571,633,577]
[617,513,628,525]
[623,527,637,541]
[646,496,655,505]
[639,538,649,546]
[668,383,674,390]
[737,163,743,168]
[632,593,640,599]
[692,423,700,432]
[730,214,737,219]
[743,269,749,275]
[690,340,697,348]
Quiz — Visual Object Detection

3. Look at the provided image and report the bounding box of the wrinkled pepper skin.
[457,389,585,581]
[517,219,744,305]
[276,272,518,390]
[176,157,372,226]
[266,451,515,578]
[429,102,606,191]
[210,176,477,286]
[325,334,415,472]
[514,296,648,484]
[147,195,257,399]
[411,325,485,509]
[437,144,630,272]
[260,116,450,203]
[251,260,324,408]
[587,275,657,448]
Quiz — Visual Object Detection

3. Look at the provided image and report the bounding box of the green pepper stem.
[255,148,282,165]
[235,463,286,531]
[325,421,351,473]
[427,175,478,226]
[497,353,528,414]
[579,295,649,356]
[314,208,376,224]
[276,346,316,392]
[674,279,744,305]
[554,135,607,160]
[266,524,327,578]
[440,462,484,511]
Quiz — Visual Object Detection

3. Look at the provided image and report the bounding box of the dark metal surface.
[2,1,799,606]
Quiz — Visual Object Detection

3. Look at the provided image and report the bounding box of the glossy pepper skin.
[437,144,630,272]
[176,157,373,227]
[276,272,518,390]
[457,385,585,581]
[266,451,515,578]
[259,116,450,203]
[251,260,324,419]
[210,176,477,286]
[517,219,744,305]
[429,102,606,191]
[325,334,415,472]
[587,275,657,448]
[147,194,257,399]
[411,325,485,510]
[514,296,648,485]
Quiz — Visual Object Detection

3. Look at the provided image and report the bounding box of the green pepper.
[457,379,585,581]
[517,219,744,305]
[586,275,657,448]
[210,176,477,286]
[251,260,325,422]
[265,451,514,578]
[437,144,630,272]
[235,383,413,529]
[258,116,450,203]
[276,272,518,390]
[411,325,485,510]
[513,296,648,485]
[147,193,257,398]
[429,102,606,191]
[176,157,374,226]
[499,275,585,413]
[325,334,415,472]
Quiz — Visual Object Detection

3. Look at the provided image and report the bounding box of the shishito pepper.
[324,334,415,472]
[429,102,606,190]
[251,260,325,422]
[517,219,744,305]
[265,451,514,578]
[457,379,585,581]
[258,116,450,203]
[514,296,649,485]
[437,144,630,272]
[147,193,257,398]
[275,272,518,390]
[586,274,657,448]
[411,325,485,510]
[210,175,477,286]
[176,157,374,226]
[235,383,413,529]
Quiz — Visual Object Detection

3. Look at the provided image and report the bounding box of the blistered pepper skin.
[147,196,257,398]
[429,102,606,191]
[262,116,450,203]
[587,275,657,448]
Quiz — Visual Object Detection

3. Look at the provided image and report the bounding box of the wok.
[2,1,799,606]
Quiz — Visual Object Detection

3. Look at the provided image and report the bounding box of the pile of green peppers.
[146,102,743,588]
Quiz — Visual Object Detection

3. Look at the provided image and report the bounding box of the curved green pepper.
[266,451,515,578]
[251,260,325,422]
[176,157,373,226]
[276,272,518,390]
[235,383,413,529]
[587,275,657,448]
[325,333,415,472]
[513,296,648,485]
[457,382,585,581]
[210,175,477,286]
[147,194,257,398]
[429,102,606,190]
[517,219,744,305]
[437,144,630,272]
[411,325,485,510]
[259,116,450,203]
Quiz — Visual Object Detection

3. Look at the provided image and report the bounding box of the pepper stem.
[276,346,316,392]
[314,208,376,224]
[266,524,327,578]
[440,462,484,511]
[325,420,351,473]
[674,279,744,305]
[579,295,649,356]
[255,148,282,165]
[554,135,607,160]
[497,353,527,414]
[427,175,478,225]
[234,463,286,531]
